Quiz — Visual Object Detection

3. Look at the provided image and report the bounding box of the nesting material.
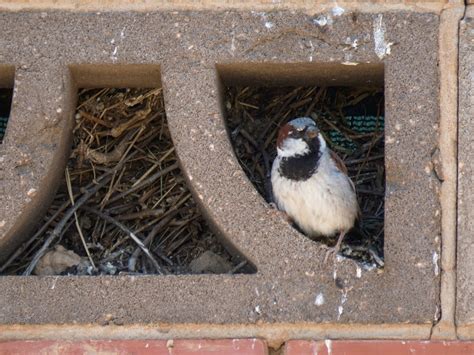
[189,250,233,274]
[34,245,81,276]
[1,88,250,275]
[225,86,384,267]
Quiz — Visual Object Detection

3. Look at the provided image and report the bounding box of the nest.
[2,88,250,276]
[225,86,385,267]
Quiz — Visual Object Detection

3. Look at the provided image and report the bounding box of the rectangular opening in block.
[219,63,384,267]
[0,65,14,144]
[1,66,254,276]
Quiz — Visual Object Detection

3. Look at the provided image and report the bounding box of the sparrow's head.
[276,117,325,158]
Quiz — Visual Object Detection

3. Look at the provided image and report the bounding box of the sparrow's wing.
[329,150,355,191]
[329,149,348,174]
[330,149,361,219]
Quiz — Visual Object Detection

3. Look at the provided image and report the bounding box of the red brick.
[0,339,267,355]
[284,340,474,355]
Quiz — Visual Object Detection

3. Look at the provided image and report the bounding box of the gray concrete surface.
[457,5,474,329]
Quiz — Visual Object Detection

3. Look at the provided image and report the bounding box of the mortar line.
[454,0,470,339]
[458,324,474,339]
[0,323,433,350]
[431,2,465,340]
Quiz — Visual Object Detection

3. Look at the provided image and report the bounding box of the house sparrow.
[271,117,359,260]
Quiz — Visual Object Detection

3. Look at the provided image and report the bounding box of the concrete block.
[0,8,441,328]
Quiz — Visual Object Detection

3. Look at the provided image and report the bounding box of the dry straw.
[2,88,246,275]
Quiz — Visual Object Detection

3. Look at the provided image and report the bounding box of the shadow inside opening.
[0,88,13,144]
[1,87,254,276]
[224,85,384,267]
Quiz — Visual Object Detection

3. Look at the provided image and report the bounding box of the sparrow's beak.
[305,129,318,140]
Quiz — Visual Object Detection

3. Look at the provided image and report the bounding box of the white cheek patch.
[277,137,309,157]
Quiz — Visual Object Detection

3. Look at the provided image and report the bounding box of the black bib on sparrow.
[278,136,321,181]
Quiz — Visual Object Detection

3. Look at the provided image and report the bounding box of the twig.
[86,129,136,165]
[1,150,139,274]
[23,176,111,275]
[81,206,167,275]
[65,168,97,270]
[107,162,179,204]
[117,209,165,220]
[228,260,247,274]
[368,247,384,267]
[345,154,384,165]
[239,129,273,203]
[132,147,175,188]
[0,202,70,273]
[128,194,193,271]
[79,110,113,128]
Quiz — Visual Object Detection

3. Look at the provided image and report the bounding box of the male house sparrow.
[271,117,359,258]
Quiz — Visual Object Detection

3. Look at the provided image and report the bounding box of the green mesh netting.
[326,115,384,153]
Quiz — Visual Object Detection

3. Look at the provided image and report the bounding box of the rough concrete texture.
[457,5,474,328]
[0,1,459,14]
[0,9,441,326]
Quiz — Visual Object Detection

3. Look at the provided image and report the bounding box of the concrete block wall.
[457,4,474,340]
[0,0,470,348]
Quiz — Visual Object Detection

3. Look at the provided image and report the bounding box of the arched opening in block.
[219,63,384,267]
[1,65,254,276]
